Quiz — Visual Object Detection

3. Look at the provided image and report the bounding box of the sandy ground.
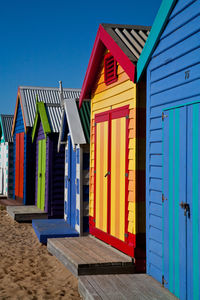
[0,205,81,300]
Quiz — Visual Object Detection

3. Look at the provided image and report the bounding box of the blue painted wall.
[146,0,200,298]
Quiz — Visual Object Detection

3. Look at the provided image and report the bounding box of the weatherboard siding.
[89,52,146,252]
[146,0,200,283]
[49,135,65,218]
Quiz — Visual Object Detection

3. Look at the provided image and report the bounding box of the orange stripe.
[115,119,121,239]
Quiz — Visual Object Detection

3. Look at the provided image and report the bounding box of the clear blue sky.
[0,0,162,114]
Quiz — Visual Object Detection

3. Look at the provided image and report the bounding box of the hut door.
[0,145,2,194]
[93,106,129,253]
[15,132,24,200]
[163,103,200,300]
[37,139,46,210]
[65,135,76,228]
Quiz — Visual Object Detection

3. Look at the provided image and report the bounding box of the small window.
[104,53,117,85]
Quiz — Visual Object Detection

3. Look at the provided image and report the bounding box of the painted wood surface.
[13,101,35,205]
[64,137,90,235]
[146,0,200,298]
[0,142,13,197]
[37,139,46,210]
[89,51,146,264]
[15,132,24,199]
[34,117,65,218]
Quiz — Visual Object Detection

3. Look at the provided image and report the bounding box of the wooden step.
[47,236,135,277]
[78,274,178,300]
[6,205,48,222]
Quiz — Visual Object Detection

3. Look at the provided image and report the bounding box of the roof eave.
[79,24,136,108]
[137,0,177,82]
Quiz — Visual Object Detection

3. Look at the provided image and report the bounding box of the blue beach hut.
[137,0,200,299]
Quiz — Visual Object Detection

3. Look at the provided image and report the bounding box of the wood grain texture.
[79,274,178,300]
[47,236,134,277]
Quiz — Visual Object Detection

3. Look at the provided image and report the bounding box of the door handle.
[104,171,110,177]
[180,201,190,218]
[39,173,42,178]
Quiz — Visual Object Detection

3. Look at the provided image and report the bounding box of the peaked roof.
[137,0,177,81]
[12,86,81,135]
[0,114,14,143]
[79,23,151,107]
[58,98,90,151]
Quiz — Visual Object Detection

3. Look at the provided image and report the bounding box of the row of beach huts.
[1,0,199,299]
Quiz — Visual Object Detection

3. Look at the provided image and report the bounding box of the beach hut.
[79,23,150,270]
[58,95,90,235]
[0,115,14,198]
[31,100,65,218]
[12,86,81,205]
[137,0,200,298]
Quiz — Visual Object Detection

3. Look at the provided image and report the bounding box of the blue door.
[163,103,200,300]
[65,135,76,228]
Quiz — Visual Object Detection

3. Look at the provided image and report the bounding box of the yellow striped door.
[110,117,126,241]
[95,121,109,233]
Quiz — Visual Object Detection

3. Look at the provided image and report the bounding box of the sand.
[0,205,81,300]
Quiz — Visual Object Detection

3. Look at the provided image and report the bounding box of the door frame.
[37,138,46,210]
[90,105,132,256]
[15,132,24,200]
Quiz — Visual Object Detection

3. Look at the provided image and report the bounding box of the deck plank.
[47,236,135,277]
[6,205,48,222]
[79,274,178,300]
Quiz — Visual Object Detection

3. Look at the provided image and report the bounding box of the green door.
[37,139,46,210]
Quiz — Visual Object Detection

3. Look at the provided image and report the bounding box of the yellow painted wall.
[89,51,145,238]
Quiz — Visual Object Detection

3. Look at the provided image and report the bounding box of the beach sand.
[0,205,81,300]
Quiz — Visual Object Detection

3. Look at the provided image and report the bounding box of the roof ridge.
[101,23,151,30]
[19,86,81,91]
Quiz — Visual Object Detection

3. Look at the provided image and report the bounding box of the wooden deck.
[47,236,135,277]
[79,274,178,300]
[6,205,48,222]
[0,198,23,207]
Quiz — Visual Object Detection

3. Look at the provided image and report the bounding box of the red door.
[15,133,24,200]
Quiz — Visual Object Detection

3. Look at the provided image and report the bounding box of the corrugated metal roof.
[101,23,151,63]
[0,115,14,142]
[19,86,81,128]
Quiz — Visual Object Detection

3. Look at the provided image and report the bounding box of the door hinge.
[125,173,128,177]
[126,115,129,119]
[94,170,96,174]
[162,275,167,286]
[162,194,167,202]
[162,112,168,121]
[125,233,128,238]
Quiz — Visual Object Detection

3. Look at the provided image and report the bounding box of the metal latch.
[180,201,190,217]
[162,112,168,121]
[104,171,110,177]
[124,233,128,238]
[162,275,168,286]
[162,194,167,202]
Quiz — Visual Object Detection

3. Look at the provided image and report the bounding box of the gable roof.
[0,114,14,143]
[79,23,151,107]
[58,99,90,151]
[12,86,81,135]
[137,0,177,81]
